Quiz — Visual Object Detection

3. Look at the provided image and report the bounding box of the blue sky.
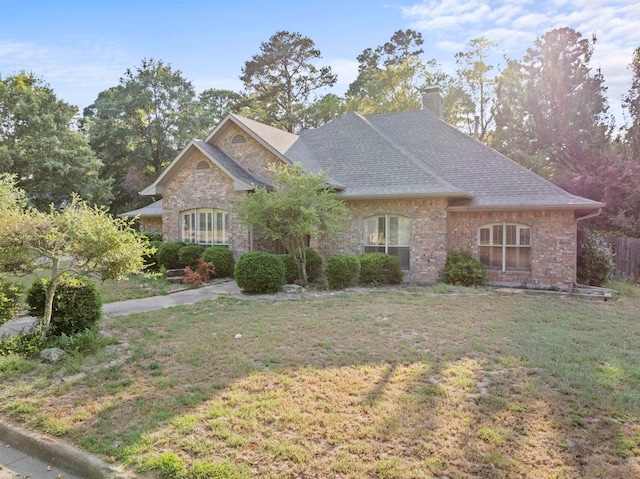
[1,0,639,125]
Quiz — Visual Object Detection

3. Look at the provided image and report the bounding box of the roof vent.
[422,86,443,119]
[231,134,247,145]
[196,160,210,170]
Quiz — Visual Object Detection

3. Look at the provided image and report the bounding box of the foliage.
[202,247,235,278]
[0,278,22,325]
[47,328,112,356]
[178,244,205,269]
[622,46,640,160]
[0,72,112,210]
[280,254,299,284]
[83,58,202,212]
[281,247,323,284]
[234,163,350,285]
[183,259,216,287]
[141,231,163,242]
[240,30,337,133]
[186,460,249,479]
[143,240,163,272]
[156,242,185,270]
[0,331,46,357]
[358,253,403,286]
[198,88,245,130]
[233,251,285,294]
[325,254,361,290]
[0,177,152,332]
[577,231,615,286]
[442,250,488,287]
[27,275,102,337]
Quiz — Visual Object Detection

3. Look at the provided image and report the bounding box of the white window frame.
[364,214,410,270]
[181,208,229,246]
[478,222,531,272]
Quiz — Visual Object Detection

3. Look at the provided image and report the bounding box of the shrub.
[141,231,163,242]
[280,247,323,284]
[234,251,286,294]
[442,250,488,287]
[26,275,102,337]
[183,259,216,287]
[325,254,361,290]
[156,242,185,270]
[359,253,403,286]
[0,278,22,325]
[577,231,615,286]
[280,254,298,284]
[142,240,163,272]
[202,247,235,278]
[179,244,205,269]
[0,332,46,357]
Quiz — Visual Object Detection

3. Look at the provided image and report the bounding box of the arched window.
[364,215,410,270]
[181,208,229,246]
[231,134,247,145]
[478,223,531,271]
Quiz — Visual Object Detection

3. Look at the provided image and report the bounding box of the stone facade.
[139,217,162,234]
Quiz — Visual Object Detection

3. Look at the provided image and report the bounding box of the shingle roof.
[194,140,270,189]
[118,199,163,217]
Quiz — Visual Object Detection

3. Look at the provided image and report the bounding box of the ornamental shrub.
[325,254,360,290]
[141,231,163,242]
[27,275,102,337]
[359,252,403,286]
[0,278,22,325]
[442,250,488,287]
[178,244,205,269]
[202,246,235,278]
[577,231,615,286]
[156,242,185,270]
[143,240,162,272]
[281,247,323,284]
[234,251,286,294]
[280,254,298,284]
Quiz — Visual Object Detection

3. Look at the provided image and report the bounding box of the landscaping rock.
[282,284,305,294]
[40,347,66,362]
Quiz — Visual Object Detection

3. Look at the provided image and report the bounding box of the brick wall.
[139,217,162,233]
[447,209,577,288]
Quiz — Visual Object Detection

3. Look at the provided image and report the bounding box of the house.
[133,87,604,288]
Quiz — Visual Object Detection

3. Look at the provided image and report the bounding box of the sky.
[1,0,639,126]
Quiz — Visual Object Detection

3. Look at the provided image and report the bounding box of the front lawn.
[1,286,640,478]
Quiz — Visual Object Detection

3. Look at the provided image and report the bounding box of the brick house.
[132,88,603,288]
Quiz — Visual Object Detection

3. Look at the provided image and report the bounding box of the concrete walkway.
[0,279,242,479]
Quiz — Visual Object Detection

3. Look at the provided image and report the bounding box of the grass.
[1,283,640,478]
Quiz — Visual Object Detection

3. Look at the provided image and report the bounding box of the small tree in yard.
[0,175,154,336]
[234,163,350,285]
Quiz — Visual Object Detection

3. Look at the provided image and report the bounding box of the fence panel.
[605,235,640,283]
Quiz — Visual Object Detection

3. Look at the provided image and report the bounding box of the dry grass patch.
[1,287,640,478]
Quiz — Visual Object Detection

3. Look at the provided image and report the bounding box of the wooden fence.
[604,235,640,283]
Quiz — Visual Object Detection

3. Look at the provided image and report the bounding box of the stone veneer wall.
[313,198,449,283]
[447,209,577,288]
[139,217,162,234]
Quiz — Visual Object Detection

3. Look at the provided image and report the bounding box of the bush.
[325,254,361,290]
[179,244,205,269]
[142,240,163,272]
[0,278,22,325]
[442,250,487,287]
[234,251,286,294]
[26,275,102,337]
[359,253,403,286]
[156,242,185,270]
[183,259,216,287]
[280,247,323,284]
[577,231,615,286]
[202,247,235,278]
[141,231,163,242]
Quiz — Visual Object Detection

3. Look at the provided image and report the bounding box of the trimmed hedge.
[281,247,324,284]
[234,251,286,294]
[26,275,102,337]
[442,250,487,287]
[202,247,235,278]
[325,254,361,290]
[156,242,185,270]
[178,244,205,269]
[359,252,403,286]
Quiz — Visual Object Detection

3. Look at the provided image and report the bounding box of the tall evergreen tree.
[622,46,640,159]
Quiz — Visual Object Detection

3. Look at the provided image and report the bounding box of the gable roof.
[143,107,603,212]
[118,199,163,218]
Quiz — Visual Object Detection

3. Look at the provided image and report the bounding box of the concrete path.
[0,279,242,478]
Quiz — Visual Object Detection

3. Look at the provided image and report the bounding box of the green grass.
[1,284,640,478]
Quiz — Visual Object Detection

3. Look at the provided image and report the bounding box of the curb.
[0,420,133,479]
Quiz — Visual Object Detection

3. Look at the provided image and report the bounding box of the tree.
[0,72,112,210]
[240,31,337,132]
[622,46,640,159]
[491,28,611,181]
[300,93,346,129]
[198,88,245,131]
[452,37,497,141]
[233,163,350,284]
[83,58,201,212]
[0,175,153,334]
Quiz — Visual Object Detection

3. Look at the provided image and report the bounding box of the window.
[478,223,531,271]
[364,215,410,269]
[181,208,229,246]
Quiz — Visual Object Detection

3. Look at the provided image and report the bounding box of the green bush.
[359,253,403,286]
[26,275,102,337]
[325,254,361,290]
[280,247,323,284]
[202,247,235,278]
[179,244,205,269]
[141,231,163,242]
[156,242,185,270]
[0,278,22,325]
[280,254,298,284]
[442,250,487,287]
[577,231,615,286]
[142,240,162,272]
[234,251,286,294]
[0,332,46,357]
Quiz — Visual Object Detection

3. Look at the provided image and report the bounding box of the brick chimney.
[422,86,443,119]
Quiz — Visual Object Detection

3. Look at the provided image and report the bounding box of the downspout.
[573,208,602,287]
